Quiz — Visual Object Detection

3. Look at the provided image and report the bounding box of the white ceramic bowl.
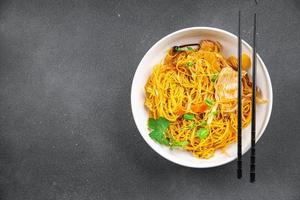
[131,27,273,168]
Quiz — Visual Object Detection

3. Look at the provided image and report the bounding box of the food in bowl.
[144,39,266,159]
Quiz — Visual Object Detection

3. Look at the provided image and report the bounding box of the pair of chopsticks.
[237,11,257,183]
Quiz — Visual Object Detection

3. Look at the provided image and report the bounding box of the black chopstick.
[250,13,257,183]
[237,10,242,179]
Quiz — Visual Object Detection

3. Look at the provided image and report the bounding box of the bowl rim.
[131,27,273,168]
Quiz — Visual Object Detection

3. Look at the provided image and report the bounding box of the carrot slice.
[191,103,208,113]
[176,107,185,115]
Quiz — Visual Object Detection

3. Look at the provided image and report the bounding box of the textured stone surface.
[0,0,299,199]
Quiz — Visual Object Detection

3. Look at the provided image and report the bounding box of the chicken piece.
[215,67,238,100]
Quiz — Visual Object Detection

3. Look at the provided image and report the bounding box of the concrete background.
[0,0,299,199]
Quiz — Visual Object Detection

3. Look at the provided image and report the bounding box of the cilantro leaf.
[148,117,170,145]
[156,117,169,132]
[148,117,169,132]
[149,130,169,145]
[196,128,209,140]
[149,129,162,141]
[148,118,157,130]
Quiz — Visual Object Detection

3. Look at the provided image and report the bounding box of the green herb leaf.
[211,73,219,82]
[148,117,170,145]
[148,117,169,132]
[156,117,169,132]
[186,61,193,67]
[187,47,193,51]
[183,113,194,120]
[149,130,169,145]
[205,98,213,107]
[148,118,157,130]
[196,128,209,140]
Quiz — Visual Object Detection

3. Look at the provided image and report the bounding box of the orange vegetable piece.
[177,107,185,116]
[191,103,208,113]
[242,53,251,70]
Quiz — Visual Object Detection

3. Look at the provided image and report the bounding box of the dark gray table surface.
[0,0,299,199]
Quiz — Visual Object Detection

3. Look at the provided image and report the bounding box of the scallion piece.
[186,61,193,67]
[211,73,219,82]
[205,98,213,107]
[183,113,194,120]
[196,128,209,140]
[175,47,183,52]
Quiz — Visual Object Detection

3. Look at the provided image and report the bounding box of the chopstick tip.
[250,173,256,182]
